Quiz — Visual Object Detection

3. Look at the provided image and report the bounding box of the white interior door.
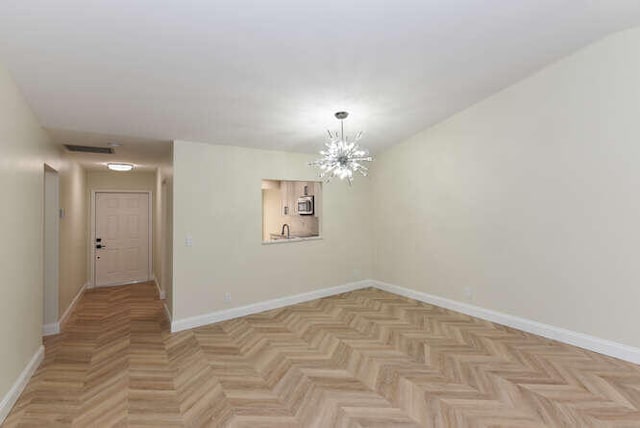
[95,192,150,287]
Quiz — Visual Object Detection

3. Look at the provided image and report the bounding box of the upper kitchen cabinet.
[295,181,314,197]
[280,181,295,216]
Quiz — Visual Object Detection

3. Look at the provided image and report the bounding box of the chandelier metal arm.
[309,111,373,185]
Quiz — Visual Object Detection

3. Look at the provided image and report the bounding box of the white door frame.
[90,190,153,288]
[43,165,59,333]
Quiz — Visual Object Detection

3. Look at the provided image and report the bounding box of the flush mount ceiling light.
[107,163,134,172]
[309,111,373,185]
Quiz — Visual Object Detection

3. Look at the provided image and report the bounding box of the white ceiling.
[1,1,640,154]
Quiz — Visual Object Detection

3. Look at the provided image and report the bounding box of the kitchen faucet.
[281,223,290,239]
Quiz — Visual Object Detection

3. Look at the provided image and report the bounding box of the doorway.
[43,165,59,332]
[92,191,151,287]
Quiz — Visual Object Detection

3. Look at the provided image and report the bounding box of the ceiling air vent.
[63,144,114,154]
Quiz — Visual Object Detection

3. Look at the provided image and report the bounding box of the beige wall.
[58,161,88,315]
[172,141,372,321]
[372,28,640,348]
[87,170,156,193]
[0,65,62,401]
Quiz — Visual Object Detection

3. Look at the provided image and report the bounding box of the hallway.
[4,282,179,426]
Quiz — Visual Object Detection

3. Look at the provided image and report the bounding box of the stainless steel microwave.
[297,195,314,215]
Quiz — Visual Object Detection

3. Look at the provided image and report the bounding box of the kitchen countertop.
[263,234,322,245]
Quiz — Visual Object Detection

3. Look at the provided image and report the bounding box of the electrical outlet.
[224,292,232,303]
[463,287,473,302]
[185,236,193,247]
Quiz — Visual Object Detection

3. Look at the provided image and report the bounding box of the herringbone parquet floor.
[4,282,640,427]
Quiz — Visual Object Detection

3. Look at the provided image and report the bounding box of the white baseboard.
[0,345,44,424]
[171,280,373,332]
[42,322,59,336]
[371,280,640,365]
[163,302,172,323]
[56,281,88,333]
[152,276,166,300]
[93,278,149,289]
[43,281,88,337]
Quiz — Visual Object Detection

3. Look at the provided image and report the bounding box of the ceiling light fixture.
[107,163,134,172]
[309,111,373,185]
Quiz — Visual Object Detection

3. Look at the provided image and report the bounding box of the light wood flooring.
[4,282,640,427]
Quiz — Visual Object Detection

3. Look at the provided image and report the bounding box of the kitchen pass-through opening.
[261,179,322,243]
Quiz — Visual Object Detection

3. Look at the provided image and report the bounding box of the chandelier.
[309,111,373,185]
